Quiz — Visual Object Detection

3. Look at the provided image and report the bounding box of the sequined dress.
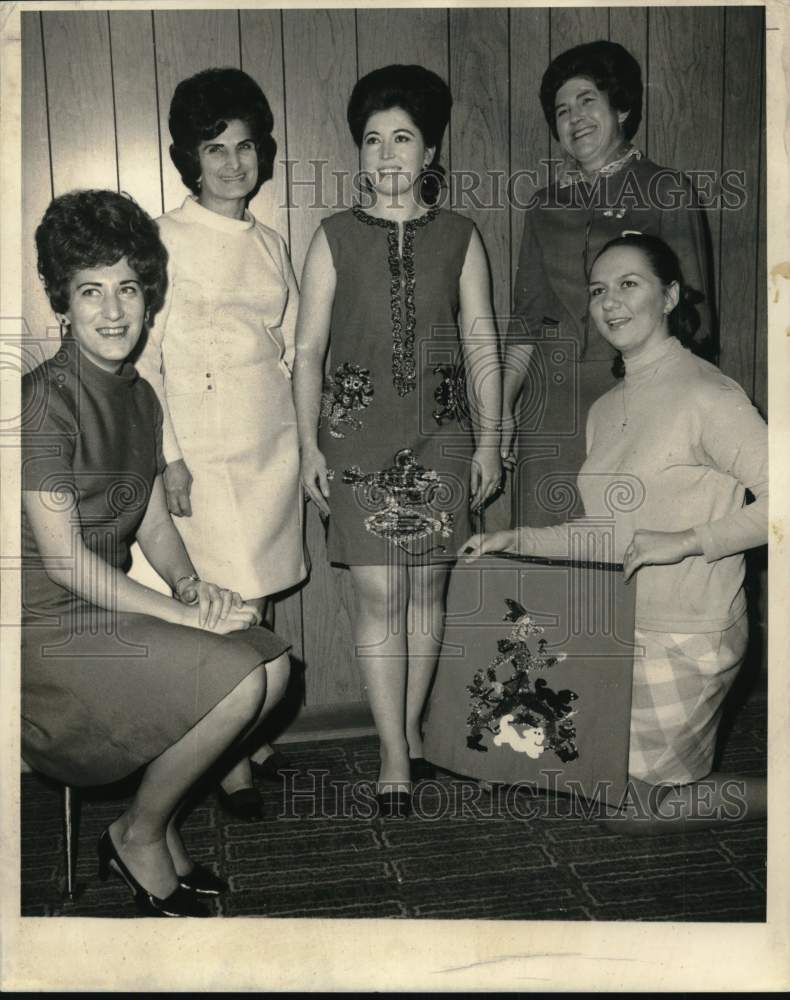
[319,207,476,565]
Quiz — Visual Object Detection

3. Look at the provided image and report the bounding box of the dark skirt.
[22,610,288,787]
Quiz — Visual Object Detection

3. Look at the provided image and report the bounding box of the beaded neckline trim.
[352,204,439,396]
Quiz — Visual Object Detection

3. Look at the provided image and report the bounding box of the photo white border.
[1,0,788,991]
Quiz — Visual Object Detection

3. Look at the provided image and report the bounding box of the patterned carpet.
[20,691,766,921]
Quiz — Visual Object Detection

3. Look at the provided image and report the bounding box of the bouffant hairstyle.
[35,189,168,318]
[347,64,452,204]
[591,233,703,377]
[540,40,643,142]
[168,67,276,197]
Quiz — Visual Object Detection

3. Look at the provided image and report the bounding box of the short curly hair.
[35,189,168,317]
[168,67,276,196]
[347,64,451,203]
[540,40,643,142]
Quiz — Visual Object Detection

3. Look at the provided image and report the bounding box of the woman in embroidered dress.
[463,234,767,833]
[136,68,306,819]
[23,190,291,914]
[293,65,502,815]
[503,40,715,527]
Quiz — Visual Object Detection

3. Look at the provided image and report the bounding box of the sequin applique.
[343,447,453,555]
[320,362,374,438]
[432,361,469,425]
[352,205,439,397]
[466,598,578,762]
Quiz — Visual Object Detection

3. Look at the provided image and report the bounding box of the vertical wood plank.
[608,7,648,154]
[41,11,117,195]
[109,11,162,220]
[241,9,290,250]
[21,12,56,356]
[753,8,767,417]
[449,8,510,532]
[718,6,762,392]
[754,112,767,416]
[282,9,362,706]
[153,10,240,213]
[548,6,610,166]
[509,8,551,291]
[550,6,610,53]
[282,9,358,278]
[356,8,448,79]
[505,8,551,535]
[448,7,510,316]
[647,7,724,292]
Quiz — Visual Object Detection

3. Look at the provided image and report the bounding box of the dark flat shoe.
[409,757,436,782]
[376,790,412,819]
[178,863,229,896]
[217,785,264,821]
[97,828,211,917]
[250,750,292,783]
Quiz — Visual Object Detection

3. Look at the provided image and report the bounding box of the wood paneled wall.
[21,7,766,711]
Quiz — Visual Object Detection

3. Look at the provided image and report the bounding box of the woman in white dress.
[136,68,306,818]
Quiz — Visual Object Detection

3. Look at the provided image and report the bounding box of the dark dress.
[509,151,714,527]
[21,340,288,787]
[319,206,476,566]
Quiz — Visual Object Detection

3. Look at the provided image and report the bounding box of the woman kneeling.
[463,233,767,834]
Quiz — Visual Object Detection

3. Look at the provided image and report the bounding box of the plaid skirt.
[628,615,749,786]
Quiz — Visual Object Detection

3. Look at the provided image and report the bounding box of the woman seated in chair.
[21,189,290,915]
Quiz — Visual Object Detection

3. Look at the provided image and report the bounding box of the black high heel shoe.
[409,757,436,782]
[249,749,292,784]
[97,828,211,917]
[178,863,229,896]
[216,785,264,821]
[376,789,412,819]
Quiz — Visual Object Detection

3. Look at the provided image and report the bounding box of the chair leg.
[63,784,79,900]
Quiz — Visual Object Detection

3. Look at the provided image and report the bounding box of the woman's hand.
[470,447,503,511]
[300,446,331,516]
[176,578,246,630]
[458,529,518,562]
[182,601,260,635]
[622,528,702,582]
[164,459,193,517]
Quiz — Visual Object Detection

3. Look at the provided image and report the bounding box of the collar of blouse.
[557,143,643,189]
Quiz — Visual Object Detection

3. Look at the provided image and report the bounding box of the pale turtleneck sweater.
[516,336,768,632]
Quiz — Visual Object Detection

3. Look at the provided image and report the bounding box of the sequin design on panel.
[467,599,578,762]
[343,448,453,555]
[320,362,374,438]
[351,205,438,397]
[432,361,469,425]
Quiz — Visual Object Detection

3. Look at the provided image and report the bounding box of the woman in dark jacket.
[502,40,715,527]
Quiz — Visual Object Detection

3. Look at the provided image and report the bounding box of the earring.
[57,315,70,339]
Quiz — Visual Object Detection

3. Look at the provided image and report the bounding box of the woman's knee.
[353,569,407,619]
[265,653,290,700]
[222,664,267,725]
